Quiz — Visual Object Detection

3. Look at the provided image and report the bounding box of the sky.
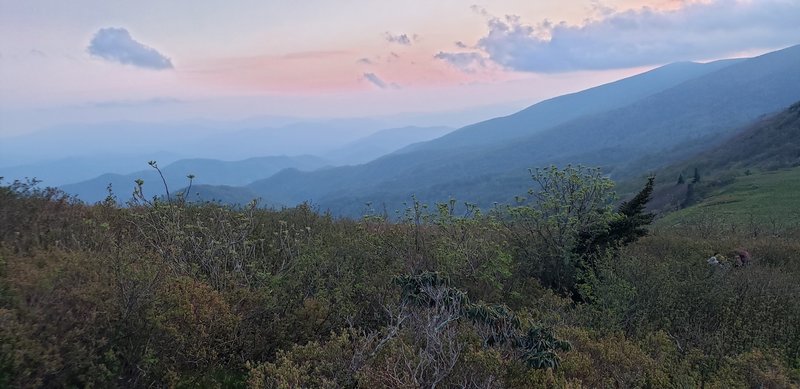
[1,0,799,135]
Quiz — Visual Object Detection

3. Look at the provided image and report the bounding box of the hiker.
[707,253,720,266]
[735,248,752,266]
[733,253,743,267]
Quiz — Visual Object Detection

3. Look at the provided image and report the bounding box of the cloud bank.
[434,52,488,73]
[88,27,173,70]
[442,0,800,73]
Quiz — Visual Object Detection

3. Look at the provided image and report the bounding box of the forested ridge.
[1,166,799,388]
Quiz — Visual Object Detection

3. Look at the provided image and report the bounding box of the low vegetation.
[1,166,798,387]
[658,167,800,230]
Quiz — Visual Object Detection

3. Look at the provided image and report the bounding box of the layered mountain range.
[231,44,800,215]
[8,44,799,216]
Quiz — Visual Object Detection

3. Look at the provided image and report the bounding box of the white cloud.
[460,0,800,72]
[87,27,173,70]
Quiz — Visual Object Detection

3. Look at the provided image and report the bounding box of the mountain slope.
[197,119,386,160]
[242,59,748,204]
[238,45,800,216]
[674,101,800,174]
[645,100,800,219]
[325,126,453,164]
[404,58,741,152]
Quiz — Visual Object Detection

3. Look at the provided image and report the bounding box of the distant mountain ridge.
[58,124,458,203]
[325,126,453,164]
[61,155,327,203]
[0,152,182,187]
[0,118,386,165]
[403,58,742,153]
[238,44,800,216]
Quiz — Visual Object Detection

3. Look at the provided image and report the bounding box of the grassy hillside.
[643,100,800,226]
[658,167,800,228]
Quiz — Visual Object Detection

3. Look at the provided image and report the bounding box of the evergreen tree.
[678,173,685,184]
[577,175,656,256]
[692,167,700,183]
[615,175,656,244]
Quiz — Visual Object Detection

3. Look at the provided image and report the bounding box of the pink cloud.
[185,54,361,93]
[184,47,511,94]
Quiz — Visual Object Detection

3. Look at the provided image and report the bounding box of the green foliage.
[0,174,797,387]
[517,326,572,370]
[247,331,360,389]
[394,272,464,308]
[503,166,655,304]
[558,327,672,387]
[576,175,655,255]
[615,175,656,240]
[504,165,618,298]
[707,349,800,389]
[395,272,572,372]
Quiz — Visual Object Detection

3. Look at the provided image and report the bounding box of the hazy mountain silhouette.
[57,124,461,202]
[0,120,241,167]
[325,126,453,164]
[0,152,181,187]
[62,155,327,203]
[0,118,385,166]
[239,45,800,215]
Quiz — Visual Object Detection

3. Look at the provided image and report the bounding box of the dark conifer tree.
[576,175,656,257]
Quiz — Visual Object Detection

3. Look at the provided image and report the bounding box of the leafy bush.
[1,173,797,387]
